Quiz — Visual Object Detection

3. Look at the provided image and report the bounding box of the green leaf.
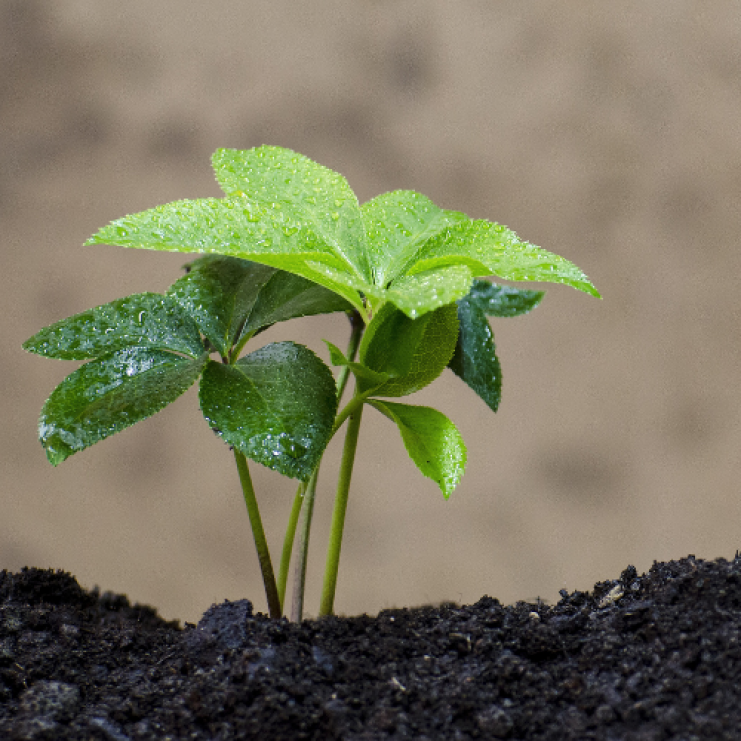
[361,190,461,287]
[23,293,205,360]
[368,400,466,498]
[324,340,390,387]
[39,349,208,465]
[447,280,544,412]
[448,297,502,413]
[465,279,544,317]
[237,264,353,340]
[383,264,474,319]
[212,147,371,278]
[358,303,459,397]
[199,342,337,480]
[167,256,351,356]
[86,194,371,318]
[410,219,601,298]
[86,145,600,322]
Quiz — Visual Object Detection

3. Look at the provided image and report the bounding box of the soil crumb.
[2,556,740,739]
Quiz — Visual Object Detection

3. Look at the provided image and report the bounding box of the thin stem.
[319,398,364,617]
[277,483,305,613]
[335,310,365,401]
[233,450,282,619]
[283,310,365,621]
[291,469,319,622]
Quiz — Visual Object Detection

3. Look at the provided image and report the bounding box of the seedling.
[24,146,599,620]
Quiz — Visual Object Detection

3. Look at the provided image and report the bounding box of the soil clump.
[1,556,740,739]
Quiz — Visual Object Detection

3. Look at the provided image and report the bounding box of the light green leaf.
[39,348,208,465]
[87,145,600,322]
[368,400,466,498]
[410,219,602,298]
[361,190,461,287]
[167,256,351,356]
[383,264,474,319]
[23,293,205,361]
[86,195,370,317]
[199,342,337,480]
[358,303,459,397]
[212,146,371,281]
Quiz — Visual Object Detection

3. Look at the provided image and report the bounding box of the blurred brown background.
[3,1,740,624]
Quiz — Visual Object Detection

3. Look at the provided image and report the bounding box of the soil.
[1,556,740,740]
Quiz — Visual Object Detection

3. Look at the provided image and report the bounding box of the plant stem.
[319,397,364,617]
[278,483,304,613]
[233,450,282,619]
[335,310,365,399]
[283,310,365,621]
[291,468,319,622]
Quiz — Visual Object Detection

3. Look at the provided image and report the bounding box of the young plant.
[24,146,599,620]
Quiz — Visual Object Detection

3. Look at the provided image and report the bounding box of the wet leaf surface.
[87,145,600,321]
[368,400,466,497]
[167,256,352,356]
[39,349,208,465]
[22,293,205,360]
[199,342,337,480]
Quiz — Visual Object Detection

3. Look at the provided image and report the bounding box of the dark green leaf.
[447,280,544,412]
[199,342,337,480]
[465,279,544,317]
[167,256,352,356]
[368,400,466,498]
[358,303,459,397]
[39,349,208,465]
[23,293,205,360]
[167,257,276,355]
[448,298,502,413]
[238,265,353,340]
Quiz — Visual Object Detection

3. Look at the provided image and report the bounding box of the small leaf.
[167,256,352,356]
[368,400,466,498]
[167,257,277,355]
[199,342,337,480]
[447,280,544,412]
[39,349,208,465]
[358,303,459,397]
[448,298,502,413]
[324,340,390,387]
[465,279,544,318]
[23,293,205,360]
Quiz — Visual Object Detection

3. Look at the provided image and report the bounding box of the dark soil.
[1,556,740,740]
